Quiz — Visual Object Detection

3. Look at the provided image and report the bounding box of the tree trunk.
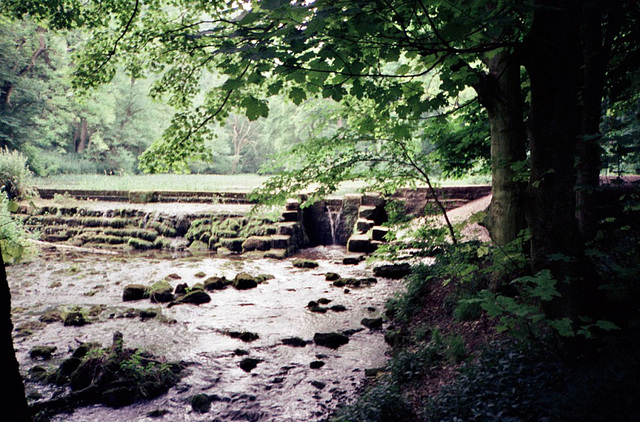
[525,0,592,320]
[0,249,32,422]
[75,118,88,153]
[477,51,527,248]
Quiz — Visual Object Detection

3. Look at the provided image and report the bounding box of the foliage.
[0,147,36,199]
[331,382,414,422]
[601,97,640,176]
[0,191,33,264]
[424,342,568,422]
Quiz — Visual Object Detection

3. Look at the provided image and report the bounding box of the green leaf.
[289,87,307,105]
[548,318,575,337]
[242,97,269,121]
[8,200,19,213]
[595,320,620,331]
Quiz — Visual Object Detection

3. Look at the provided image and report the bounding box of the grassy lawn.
[34,174,271,192]
[34,173,490,193]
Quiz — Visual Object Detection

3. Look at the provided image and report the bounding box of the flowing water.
[8,246,399,422]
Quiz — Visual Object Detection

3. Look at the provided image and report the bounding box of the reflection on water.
[8,246,400,422]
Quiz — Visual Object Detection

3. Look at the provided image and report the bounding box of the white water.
[9,246,398,421]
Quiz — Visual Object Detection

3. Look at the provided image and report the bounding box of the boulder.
[55,357,82,385]
[149,280,173,303]
[282,337,308,347]
[204,276,230,291]
[325,272,340,281]
[226,331,259,342]
[361,317,384,330]
[233,273,258,290]
[174,283,188,295]
[343,254,365,265]
[310,361,325,369]
[239,358,261,373]
[372,263,411,279]
[310,380,326,389]
[292,259,319,269]
[64,311,86,327]
[122,284,148,302]
[191,394,211,413]
[29,345,56,360]
[176,290,211,305]
[313,332,349,349]
[39,310,63,323]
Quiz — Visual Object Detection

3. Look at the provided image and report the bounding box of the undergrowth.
[332,183,640,422]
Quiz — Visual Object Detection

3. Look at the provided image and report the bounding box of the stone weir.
[20,185,490,258]
[16,202,307,258]
[37,189,254,204]
[16,194,388,260]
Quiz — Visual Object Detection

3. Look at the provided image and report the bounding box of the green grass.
[35,174,270,192]
[34,173,490,193]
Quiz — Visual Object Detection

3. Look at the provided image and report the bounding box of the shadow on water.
[9,246,400,422]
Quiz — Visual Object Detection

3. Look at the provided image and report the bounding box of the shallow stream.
[8,246,399,422]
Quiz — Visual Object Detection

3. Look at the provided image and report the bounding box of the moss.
[217,229,238,239]
[292,259,319,269]
[147,221,176,237]
[128,238,154,250]
[149,280,173,303]
[81,217,103,227]
[107,218,128,229]
[153,237,170,249]
[219,217,242,232]
[92,235,126,245]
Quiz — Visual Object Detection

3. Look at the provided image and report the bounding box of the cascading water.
[326,204,342,245]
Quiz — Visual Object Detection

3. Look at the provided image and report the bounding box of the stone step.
[264,248,288,259]
[281,210,299,222]
[270,234,291,250]
[347,234,371,253]
[371,226,389,241]
[276,222,299,236]
[358,205,385,225]
[361,193,385,207]
[343,253,365,265]
[242,236,272,252]
[356,218,375,233]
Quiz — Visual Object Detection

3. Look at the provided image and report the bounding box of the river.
[8,245,399,422]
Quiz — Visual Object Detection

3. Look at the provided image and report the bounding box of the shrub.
[332,382,414,422]
[0,147,36,199]
[0,191,33,263]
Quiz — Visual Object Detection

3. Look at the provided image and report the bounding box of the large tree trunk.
[576,0,608,241]
[477,51,527,248]
[75,118,89,153]
[525,0,596,320]
[0,250,32,422]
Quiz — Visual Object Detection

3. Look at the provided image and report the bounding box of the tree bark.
[0,249,32,422]
[75,118,88,153]
[525,0,593,320]
[476,51,527,248]
[576,0,605,241]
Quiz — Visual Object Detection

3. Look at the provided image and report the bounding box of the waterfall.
[326,204,342,245]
